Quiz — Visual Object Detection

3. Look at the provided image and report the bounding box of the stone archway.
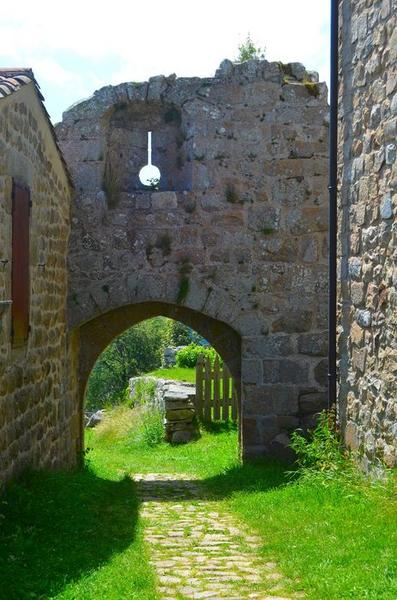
[58,59,329,464]
[74,300,242,458]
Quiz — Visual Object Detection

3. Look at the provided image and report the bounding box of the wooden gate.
[195,355,238,423]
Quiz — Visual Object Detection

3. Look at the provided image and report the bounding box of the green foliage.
[290,410,357,483]
[128,378,157,408]
[169,320,206,346]
[94,403,164,449]
[147,367,196,383]
[261,226,275,235]
[225,183,240,204]
[0,465,156,599]
[139,408,164,447]
[4,407,397,600]
[85,317,171,411]
[177,276,190,303]
[237,33,266,62]
[176,343,218,368]
[304,80,320,97]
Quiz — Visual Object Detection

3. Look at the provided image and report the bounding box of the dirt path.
[134,473,303,600]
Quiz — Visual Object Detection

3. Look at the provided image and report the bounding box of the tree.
[170,321,206,346]
[85,317,171,410]
[237,33,266,62]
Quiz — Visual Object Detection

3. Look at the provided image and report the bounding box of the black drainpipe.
[328,0,339,409]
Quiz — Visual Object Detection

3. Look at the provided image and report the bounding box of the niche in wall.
[103,101,192,194]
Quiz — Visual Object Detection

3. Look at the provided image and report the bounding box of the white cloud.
[0,0,329,121]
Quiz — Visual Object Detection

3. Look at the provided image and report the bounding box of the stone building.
[0,70,79,485]
[1,0,395,487]
[56,59,329,462]
[338,0,397,467]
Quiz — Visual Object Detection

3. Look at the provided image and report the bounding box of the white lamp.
[139,132,161,187]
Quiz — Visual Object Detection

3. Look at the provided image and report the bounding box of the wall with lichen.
[338,0,397,467]
[0,84,78,486]
[57,58,329,459]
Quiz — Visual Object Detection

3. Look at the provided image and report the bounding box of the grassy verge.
[88,408,397,599]
[0,466,157,600]
[86,406,239,479]
[145,366,195,382]
[2,406,397,599]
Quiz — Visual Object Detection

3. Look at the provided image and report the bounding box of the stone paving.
[134,473,303,600]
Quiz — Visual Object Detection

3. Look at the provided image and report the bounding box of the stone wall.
[339,0,397,467]
[0,83,78,486]
[57,59,329,459]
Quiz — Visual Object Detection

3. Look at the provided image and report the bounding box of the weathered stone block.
[151,192,178,210]
[313,359,328,387]
[298,391,328,415]
[263,359,309,384]
[297,333,328,356]
[241,359,263,385]
[272,311,313,333]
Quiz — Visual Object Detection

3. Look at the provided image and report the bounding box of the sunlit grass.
[2,409,397,599]
[145,366,195,382]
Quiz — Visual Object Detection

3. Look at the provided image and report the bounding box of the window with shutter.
[11,182,30,347]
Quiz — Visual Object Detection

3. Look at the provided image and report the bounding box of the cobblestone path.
[134,473,303,600]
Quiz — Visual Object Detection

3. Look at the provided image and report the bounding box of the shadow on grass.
[204,458,293,498]
[0,468,139,600]
[199,420,238,434]
[134,459,292,504]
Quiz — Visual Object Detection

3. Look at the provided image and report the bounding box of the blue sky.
[1,0,329,123]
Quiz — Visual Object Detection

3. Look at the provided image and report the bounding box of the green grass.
[146,366,195,382]
[0,467,156,600]
[1,408,397,599]
[88,415,397,600]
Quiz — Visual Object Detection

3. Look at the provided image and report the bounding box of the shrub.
[237,33,266,62]
[129,378,156,408]
[139,408,164,447]
[176,343,219,368]
[85,316,171,411]
[290,410,356,483]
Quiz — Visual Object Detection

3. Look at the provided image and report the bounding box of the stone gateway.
[56,59,329,464]
[2,2,394,487]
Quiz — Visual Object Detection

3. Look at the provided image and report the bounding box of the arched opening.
[73,301,241,459]
[102,100,192,194]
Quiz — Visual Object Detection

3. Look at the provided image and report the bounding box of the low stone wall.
[164,384,200,444]
[129,376,199,443]
[129,376,195,409]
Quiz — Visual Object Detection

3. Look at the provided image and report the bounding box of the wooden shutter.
[11,182,30,346]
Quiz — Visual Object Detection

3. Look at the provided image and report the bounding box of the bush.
[176,343,219,368]
[139,408,164,447]
[237,33,266,62]
[85,316,172,411]
[170,320,207,346]
[128,378,156,408]
[290,410,358,484]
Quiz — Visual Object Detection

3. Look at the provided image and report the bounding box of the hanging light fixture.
[139,131,161,188]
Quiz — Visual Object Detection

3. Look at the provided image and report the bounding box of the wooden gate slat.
[195,354,237,424]
[222,363,230,421]
[195,356,204,421]
[213,356,221,420]
[203,356,212,422]
[231,377,238,421]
